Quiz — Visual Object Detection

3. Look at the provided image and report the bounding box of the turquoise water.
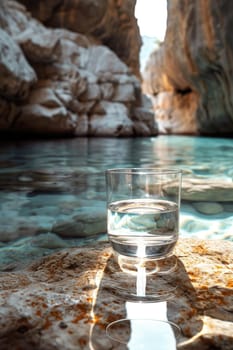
[0,135,232,270]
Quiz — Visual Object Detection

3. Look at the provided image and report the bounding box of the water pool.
[0,135,232,270]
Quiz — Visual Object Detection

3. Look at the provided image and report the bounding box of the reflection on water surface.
[0,135,232,270]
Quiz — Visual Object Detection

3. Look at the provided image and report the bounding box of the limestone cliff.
[0,0,157,137]
[19,0,141,78]
[143,0,233,136]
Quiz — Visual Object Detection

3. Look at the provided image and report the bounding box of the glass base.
[117,253,177,275]
[102,253,178,301]
[106,318,180,349]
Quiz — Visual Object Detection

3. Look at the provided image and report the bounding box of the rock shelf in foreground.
[0,238,232,349]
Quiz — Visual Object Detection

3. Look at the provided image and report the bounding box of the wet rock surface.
[0,239,232,349]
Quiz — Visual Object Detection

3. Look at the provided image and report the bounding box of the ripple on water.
[0,136,232,270]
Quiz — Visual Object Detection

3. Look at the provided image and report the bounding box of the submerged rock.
[193,201,224,215]
[181,178,233,202]
[52,208,106,238]
[31,232,69,249]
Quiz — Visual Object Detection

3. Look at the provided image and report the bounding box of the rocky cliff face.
[0,0,158,137]
[19,0,141,79]
[143,0,233,136]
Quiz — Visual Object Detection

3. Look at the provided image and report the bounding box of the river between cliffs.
[0,135,232,271]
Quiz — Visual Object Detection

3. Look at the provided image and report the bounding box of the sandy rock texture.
[0,238,232,349]
[0,0,157,137]
[143,0,233,136]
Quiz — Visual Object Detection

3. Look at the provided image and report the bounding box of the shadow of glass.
[89,253,202,349]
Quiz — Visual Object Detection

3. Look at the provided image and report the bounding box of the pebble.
[192,201,223,215]
[31,232,69,249]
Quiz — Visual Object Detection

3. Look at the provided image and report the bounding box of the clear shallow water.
[0,135,232,270]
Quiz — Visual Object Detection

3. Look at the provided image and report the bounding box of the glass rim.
[105,167,182,175]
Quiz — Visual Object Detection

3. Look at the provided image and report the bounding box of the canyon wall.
[2,0,233,137]
[143,0,233,136]
[0,0,157,137]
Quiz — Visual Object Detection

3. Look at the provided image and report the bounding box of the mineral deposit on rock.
[0,239,232,349]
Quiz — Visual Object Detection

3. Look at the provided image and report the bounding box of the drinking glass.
[105,168,182,273]
[105,169,182,345]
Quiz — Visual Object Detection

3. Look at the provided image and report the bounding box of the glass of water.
[105,168,182,267]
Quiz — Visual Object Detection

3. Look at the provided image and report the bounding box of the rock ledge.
[0,238,232,349]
